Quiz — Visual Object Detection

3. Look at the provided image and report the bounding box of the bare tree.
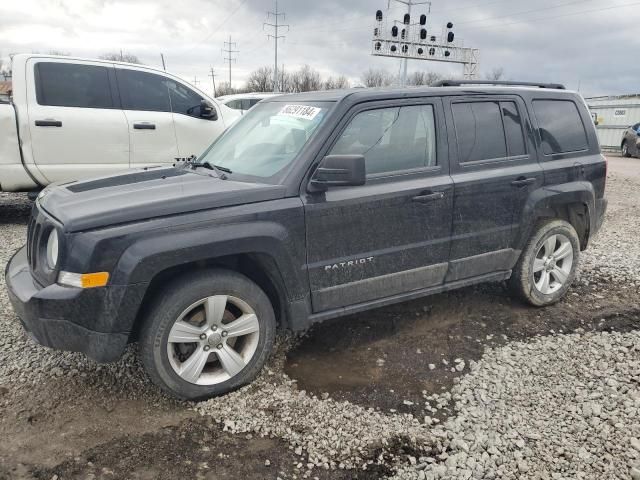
[246,66,274,93]
[290,65,322,93]
[407,71,443,86]
[485,67,505,81]
[323,75,350,90]
[361,68,394,88]
[0,57,11,81]
[99,52,143,64]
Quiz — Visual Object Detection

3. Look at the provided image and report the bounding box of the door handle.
[511,177,536,187]
[35,120,62,127]
[412,191,445,203]
[133,123,156,130]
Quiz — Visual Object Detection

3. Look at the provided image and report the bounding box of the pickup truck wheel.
[139,269,276,401]
[509,220,580,307]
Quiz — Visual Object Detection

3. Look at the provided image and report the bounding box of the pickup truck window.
[166,80,204,117]
[35,62,114,109]
[199,101,331,181]
[533,99,588,155]
[330,105,437,175]
[116,69,171,112]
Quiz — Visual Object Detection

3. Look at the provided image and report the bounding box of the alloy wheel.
[532,233,574,295]
[166,295,260,385]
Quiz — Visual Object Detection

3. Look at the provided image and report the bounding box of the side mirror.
[309,155,366,192]
[200,100,218,120]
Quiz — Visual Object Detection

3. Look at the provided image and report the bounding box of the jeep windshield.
[197,101,333,183]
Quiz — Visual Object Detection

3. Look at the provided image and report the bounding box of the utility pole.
[209,67,218,97]
[222,36,239,87]
[160,53,166,71]
[264,0,289,93]
[192,76,200,87]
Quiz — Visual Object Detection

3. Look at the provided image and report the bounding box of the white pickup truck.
[0,54,240,192]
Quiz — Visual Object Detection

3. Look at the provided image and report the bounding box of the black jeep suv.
[6,81,607,400]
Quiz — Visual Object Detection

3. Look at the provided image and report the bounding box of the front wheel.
[509,220,580,307]
[139,269,276,401]
[622,142,631,157]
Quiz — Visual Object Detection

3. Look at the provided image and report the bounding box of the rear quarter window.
[532,99,588,155]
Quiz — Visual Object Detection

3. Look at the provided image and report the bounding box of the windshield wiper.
[187,159,231,179]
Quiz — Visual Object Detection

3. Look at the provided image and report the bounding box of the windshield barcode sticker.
[279,104,321,120]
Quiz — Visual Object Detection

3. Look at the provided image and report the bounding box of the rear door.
[303,98,453,312]
[26,59,129,182]
[444,95,542,282]
[115,68,178,168]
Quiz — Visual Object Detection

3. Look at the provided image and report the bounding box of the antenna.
[160,53,166,71]
[264,0,289,93]
[372,1,480,85]
[222,35,239,87]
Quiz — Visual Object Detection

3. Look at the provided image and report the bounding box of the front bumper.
[5,246,146,363]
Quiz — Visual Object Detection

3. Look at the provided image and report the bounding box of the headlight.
[46,229,59,269]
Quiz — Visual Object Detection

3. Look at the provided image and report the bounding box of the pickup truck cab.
[6,81,607,400]
[0,54,240,192]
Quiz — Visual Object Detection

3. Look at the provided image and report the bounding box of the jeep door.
[303,99,453,312]
[444,95,543,281]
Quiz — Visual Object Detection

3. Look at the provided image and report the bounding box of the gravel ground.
[1,156,639,479]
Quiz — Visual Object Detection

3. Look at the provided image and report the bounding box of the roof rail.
[432,80,566,90]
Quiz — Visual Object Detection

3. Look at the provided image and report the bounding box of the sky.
[0,0,639,98]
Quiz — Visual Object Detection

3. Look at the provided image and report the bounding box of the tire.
[509,220,580,307]
[622,142,631,157]
[139,269,276,401]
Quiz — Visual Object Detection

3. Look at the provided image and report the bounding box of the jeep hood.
[38,167,287,232]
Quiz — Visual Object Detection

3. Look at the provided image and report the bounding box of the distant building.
[586,94,640,151]
[0,81,11,102]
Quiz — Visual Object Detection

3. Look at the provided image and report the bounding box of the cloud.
[0,0,638,96]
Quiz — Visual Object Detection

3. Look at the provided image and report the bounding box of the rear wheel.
[509,220,580,307]
[139,269,276,400]
[622,141,631,157]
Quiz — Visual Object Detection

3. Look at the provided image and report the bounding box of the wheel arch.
[128,252,291,343]
[518,183,595,252]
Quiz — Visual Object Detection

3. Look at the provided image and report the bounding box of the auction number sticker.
[279,104,321,120]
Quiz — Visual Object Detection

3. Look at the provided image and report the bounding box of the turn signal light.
[59,271,110,288]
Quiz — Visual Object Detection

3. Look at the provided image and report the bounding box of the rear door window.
[116,69,171,112]
[532,99,588,155]
[35,62,114,108]
[452,101,507,162]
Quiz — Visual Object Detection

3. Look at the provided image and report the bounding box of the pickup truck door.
[443,96,543,282]
[303,100,453,313]
[25,59,130,182]
[115,68,179,168]
[165,81,230,159]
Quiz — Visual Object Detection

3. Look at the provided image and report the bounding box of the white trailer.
[586,95,640,151]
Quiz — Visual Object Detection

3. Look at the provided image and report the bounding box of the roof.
[0,81,11,95]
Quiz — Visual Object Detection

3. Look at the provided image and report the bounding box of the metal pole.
[274,0,278,92]
[160,53,166,71]
[228,36,232,85]
[400,0,411,87]
[209,67,217,97]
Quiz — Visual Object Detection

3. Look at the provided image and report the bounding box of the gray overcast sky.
[1,0,638,97]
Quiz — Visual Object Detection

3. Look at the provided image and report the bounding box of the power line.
[263,0,289,92]
[222,35,239,86]
[184,0,249,53]
[463,0,640,31]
